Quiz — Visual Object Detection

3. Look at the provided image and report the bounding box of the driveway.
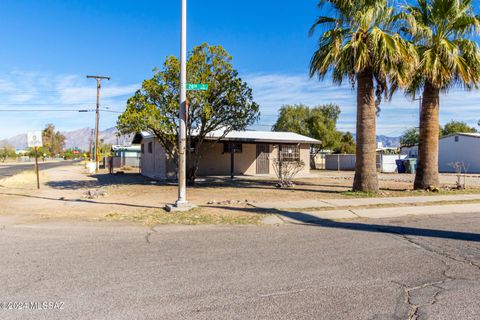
[0,212,479,319]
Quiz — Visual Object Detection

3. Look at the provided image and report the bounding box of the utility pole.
[87,75,110,173]
[167,0,194,211]
[177,0,188,206]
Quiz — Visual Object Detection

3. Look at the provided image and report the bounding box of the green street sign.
[186,83,209,91]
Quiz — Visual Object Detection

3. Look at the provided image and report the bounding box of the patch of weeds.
[103,209,262,226]
[341,190,378,198]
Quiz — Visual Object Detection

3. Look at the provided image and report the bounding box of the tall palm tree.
[310,0,416,192]
[400,0,480,189]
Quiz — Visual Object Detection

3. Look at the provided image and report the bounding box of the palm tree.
[400,0,480,189]
[310,0,416,192]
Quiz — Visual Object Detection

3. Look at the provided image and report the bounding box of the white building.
[439,133,480,173]
[400,133,480,173]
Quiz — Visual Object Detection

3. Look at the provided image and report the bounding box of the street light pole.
[87,75,110,173]
[177,0,188,206]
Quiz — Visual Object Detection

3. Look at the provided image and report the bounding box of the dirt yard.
[1,162,479,225]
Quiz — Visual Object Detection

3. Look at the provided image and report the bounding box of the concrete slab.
[262,215,285,225]
[165,203,198,212]
[268,203,480,224]
[323,198,397,207]
[253,194,480,212]
[274,210,359,224]
[250,199,334,209]
[352,203,480,219]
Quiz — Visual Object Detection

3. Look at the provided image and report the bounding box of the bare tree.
[448,162,470,190]
[272,159,305,188]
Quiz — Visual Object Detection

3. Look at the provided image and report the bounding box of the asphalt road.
[0,213,479,320]
[0,161,75,179]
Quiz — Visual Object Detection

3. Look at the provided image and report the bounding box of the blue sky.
[0,0,479,139]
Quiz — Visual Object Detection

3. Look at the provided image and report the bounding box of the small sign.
[27,131,43,148]
[73,150,79,155]
[186,83,209,91]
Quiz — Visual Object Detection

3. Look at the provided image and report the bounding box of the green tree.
[118,43,259,181]
[42,124,66,157]
[400,127,420,146]
[273,103,342,151]
[310,0,416,192]
[442,120,477,136]
[0,145,16,162]
[335,132,356,154]
[399,0,480,189]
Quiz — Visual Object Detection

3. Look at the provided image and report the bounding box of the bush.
[272,159,305,188]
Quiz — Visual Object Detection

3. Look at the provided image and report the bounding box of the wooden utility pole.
[34,147,40,189]
[86,75,110,173]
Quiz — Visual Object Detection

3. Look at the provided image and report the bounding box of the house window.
[141,144,145,154]
[148,142,153,153]
[223,142,242,153]
[455,136,459,142]
[280,145,300,161]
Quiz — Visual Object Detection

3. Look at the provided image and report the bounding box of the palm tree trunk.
[414,82,440,189]
[353,69,379,192]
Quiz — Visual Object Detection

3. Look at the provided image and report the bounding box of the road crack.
[384,228,479,320]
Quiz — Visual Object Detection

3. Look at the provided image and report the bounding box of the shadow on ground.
[45,173,409,198]
[206,205,480,243]
[46,173,157,190]
[0,191,164,210]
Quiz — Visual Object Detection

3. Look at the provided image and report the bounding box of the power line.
[0,108,122,113]
[0,109,86,112]
[0,103,91,106]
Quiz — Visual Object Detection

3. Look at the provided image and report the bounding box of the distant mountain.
[0,133,27,150]
[350,134,400,148]
[376,135,401,148]
[1,128,400,150]
[0,127,133,151]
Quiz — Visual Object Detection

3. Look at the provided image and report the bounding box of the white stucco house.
[438,133,480,173]
[400,133,480,173]
[133,130,321,180]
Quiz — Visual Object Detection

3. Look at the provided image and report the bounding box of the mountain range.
[0,127,133,151]
[0,128,401,151]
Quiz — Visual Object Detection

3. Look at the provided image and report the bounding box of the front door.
[256,144,270,174]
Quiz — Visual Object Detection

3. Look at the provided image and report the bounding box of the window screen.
[280,145,300,161]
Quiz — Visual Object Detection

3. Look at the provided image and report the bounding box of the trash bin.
[404,158,417,174]
[396,159,406,173]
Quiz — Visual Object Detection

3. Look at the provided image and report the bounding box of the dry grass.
[102,208,263,226]
[0,171,47,188]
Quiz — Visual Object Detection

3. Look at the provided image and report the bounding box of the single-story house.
[399,133,480,173]
[133,130,321,180]
[438,133,480,173]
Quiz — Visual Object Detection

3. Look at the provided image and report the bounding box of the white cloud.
[1,70,479,140]
[245,73,480,136]
[0,71,139,139]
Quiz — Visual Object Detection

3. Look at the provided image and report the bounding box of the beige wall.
[140,139,313,179]
[196,142,257,176]
[268,144,311,177]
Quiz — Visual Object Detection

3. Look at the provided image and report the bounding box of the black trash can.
[396,159,406,173]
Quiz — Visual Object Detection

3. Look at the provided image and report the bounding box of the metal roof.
[441,133,480,140]
[136,130,321,144]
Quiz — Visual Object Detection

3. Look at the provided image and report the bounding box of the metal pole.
[176,0,188,206]
[230,143,235,179]
[34,147,40,189]
[95,79,101,173]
